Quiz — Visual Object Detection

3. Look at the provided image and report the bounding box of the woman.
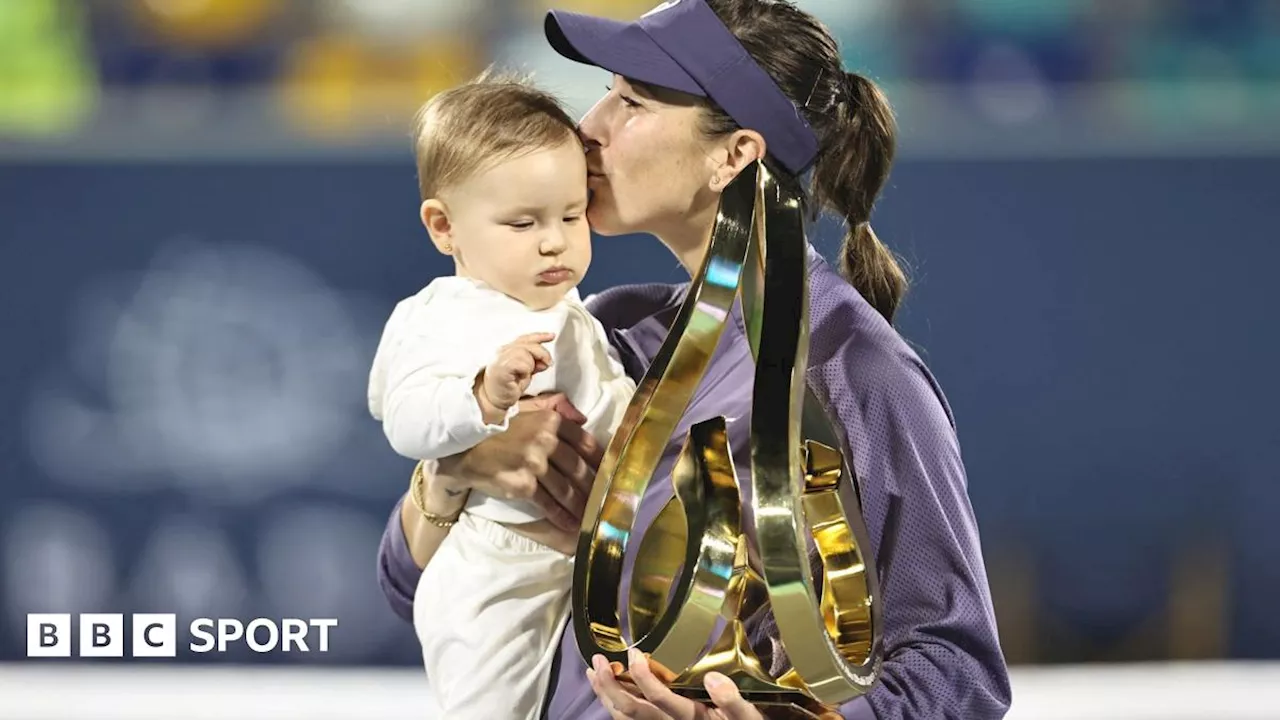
[377,1,1012,718]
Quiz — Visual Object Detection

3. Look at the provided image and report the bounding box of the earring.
[442,242,452,253]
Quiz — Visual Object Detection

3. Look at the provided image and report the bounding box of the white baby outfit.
[368,276,636,719]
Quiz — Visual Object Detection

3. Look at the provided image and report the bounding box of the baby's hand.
[476,333,555,424]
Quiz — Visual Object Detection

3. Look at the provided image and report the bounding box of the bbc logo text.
[27,614,338,658]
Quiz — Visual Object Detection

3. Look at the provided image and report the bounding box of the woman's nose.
[577,97,609,148]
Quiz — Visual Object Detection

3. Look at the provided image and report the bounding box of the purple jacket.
[377,246,1011,719]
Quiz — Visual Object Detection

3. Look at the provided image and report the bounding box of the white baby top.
[368,276,636,525]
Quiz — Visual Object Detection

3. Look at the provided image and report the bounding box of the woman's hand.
[587,650,767,720]
[434,392,603,532]
[588,651,846,720]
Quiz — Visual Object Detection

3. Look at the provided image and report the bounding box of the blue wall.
[2,157,1276,664]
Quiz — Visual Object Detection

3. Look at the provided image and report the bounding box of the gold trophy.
[573,160,882,717]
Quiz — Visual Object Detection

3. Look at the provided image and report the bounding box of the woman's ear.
[420,199,454,255]
[710,129,767,191]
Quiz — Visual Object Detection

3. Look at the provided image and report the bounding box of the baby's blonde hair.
[412,69,581,201]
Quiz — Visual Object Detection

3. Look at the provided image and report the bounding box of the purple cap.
[545,0,820,176]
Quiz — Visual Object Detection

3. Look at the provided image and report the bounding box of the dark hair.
[699,0,906,323]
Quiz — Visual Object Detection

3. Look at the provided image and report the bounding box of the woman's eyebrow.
[624,76,699,107]
[622,77,659,98]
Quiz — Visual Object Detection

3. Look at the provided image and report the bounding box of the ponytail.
[841,221,906,323]
[815,72,907,324]
[696,0,908,322]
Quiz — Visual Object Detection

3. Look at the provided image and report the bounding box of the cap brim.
[544,10,706,97]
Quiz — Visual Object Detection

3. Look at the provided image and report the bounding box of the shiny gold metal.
[573,161,882,716]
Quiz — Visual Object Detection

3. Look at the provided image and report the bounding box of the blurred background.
[1,0,1278,717]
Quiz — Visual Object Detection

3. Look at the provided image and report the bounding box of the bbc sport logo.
[27,614,338,658]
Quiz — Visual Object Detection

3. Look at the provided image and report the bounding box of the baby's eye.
[564,215,582,223]
[507,221,534,230]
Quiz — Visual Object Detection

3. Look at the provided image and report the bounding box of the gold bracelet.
[408,460,466,529]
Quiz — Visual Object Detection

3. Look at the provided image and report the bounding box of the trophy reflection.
[573,161,883,717]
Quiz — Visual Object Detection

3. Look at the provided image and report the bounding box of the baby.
[367,72,636,720]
